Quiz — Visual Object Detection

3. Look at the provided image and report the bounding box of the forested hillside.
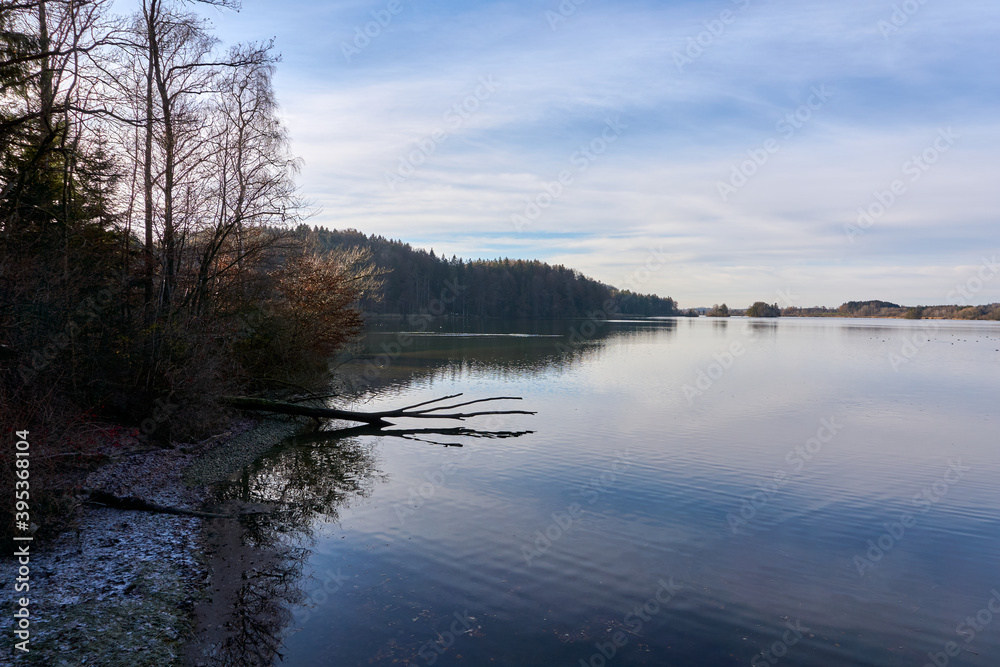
[297,227,679,318]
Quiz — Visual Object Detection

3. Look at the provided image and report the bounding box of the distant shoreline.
[363,312,1000,323]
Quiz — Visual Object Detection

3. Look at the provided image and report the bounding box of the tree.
[1,0,391,541]
[707,303,729,317]
[186,43,302,318]
[746,301,780,318]
[1,0,361,439]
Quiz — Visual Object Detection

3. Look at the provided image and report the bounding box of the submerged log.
[83,490,235,518]
[223,393,535,427]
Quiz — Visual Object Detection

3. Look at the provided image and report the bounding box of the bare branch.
[223,395,537,427]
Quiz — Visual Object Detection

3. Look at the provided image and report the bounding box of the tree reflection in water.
[186,424,531,666]
[187,432,380,666]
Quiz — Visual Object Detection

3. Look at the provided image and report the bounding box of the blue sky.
[191,0,998,307]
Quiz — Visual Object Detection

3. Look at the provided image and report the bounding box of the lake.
[217,316,1000,666]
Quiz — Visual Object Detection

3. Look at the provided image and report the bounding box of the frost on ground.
[0,418,306,666]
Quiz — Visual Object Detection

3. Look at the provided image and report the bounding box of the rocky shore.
[2,416,310,666]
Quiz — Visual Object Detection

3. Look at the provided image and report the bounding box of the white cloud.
[199,0,1000,305]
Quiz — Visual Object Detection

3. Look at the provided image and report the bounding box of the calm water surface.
[235,317,1000,666]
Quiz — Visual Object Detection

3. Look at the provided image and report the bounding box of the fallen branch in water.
[288,424,536,448]
[223,393,535,427]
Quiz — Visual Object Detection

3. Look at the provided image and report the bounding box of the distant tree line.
[781,302,1000,320]
[299,227,680,318]
[729,299,999,320]
[839,300,900,316]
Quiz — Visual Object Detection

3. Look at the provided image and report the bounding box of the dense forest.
[298,227,679,318]
[0,0,383,535]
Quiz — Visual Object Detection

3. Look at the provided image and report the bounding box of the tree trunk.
[142,1,156,310]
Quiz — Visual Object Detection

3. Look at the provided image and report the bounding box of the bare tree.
[185,42,303,318]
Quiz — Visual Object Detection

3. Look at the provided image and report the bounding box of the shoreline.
[2,415,312,666]
[367,312,1000,322]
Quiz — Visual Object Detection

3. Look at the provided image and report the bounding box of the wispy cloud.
[199,0,1000,306]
